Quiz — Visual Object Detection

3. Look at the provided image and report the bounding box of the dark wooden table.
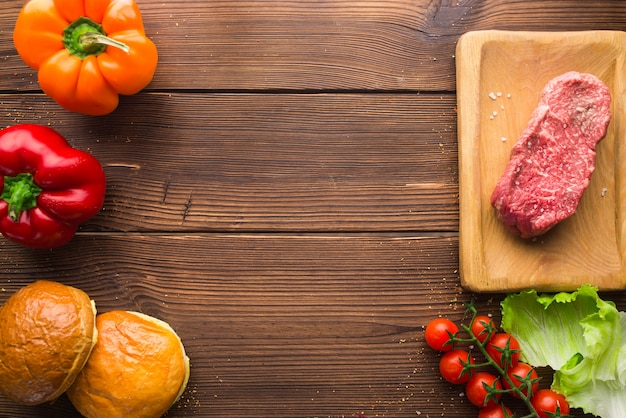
[0,1,624,417]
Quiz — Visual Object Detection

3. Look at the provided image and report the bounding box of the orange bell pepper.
[13,0,158,116]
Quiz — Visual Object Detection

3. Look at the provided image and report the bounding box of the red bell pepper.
[0,124,106,249]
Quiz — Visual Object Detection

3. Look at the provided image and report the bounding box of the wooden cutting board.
[456,30,626,293]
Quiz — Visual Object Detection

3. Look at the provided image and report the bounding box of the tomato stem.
[460,318,541,418]
[433,300,568,418]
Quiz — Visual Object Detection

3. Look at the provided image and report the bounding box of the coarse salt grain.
[489,92,497,100]
[501,137,507,142]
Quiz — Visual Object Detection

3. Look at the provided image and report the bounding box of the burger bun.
[0,280,97,405]
[67,310,190,418]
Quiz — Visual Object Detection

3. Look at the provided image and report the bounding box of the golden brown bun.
[67,310,190,418]
[0,280,97,405]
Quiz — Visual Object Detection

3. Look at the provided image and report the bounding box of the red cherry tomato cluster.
[424,315,571,418]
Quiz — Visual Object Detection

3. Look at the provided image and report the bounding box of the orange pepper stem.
[64,17,130,59]
[80,32,130,54]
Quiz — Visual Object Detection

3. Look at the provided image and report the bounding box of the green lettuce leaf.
[550,312,626,417]
[500,284,626,417]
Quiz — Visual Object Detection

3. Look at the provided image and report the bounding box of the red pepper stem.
[79,33,130,54]
[1,173,42,222]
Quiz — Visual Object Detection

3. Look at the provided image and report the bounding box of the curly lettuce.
[501,284,626,417]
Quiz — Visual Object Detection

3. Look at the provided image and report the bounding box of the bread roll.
[0,280,97,405]
[67,310,190,418]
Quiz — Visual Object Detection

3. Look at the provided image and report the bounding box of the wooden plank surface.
[0,0,624,417]
[1,1,624,92]
[0,93,459,233]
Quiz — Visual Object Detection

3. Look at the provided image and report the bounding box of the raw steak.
[490,71,611,238]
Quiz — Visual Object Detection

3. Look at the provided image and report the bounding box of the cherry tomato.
[503,361,539,398]
[478,404,514,418]
[439,349,474,384]
[486,333,521,369]
[465,371,502,408]
[531,389,570,418]
[425,317,459,352]
[471,315,496,343]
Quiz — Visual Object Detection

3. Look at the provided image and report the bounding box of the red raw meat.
[490,71,612,238]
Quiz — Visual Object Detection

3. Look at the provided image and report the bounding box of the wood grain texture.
[0,234,468,418]
[0,92,459,233]
[0,1,625,92]
[0,0,623,417]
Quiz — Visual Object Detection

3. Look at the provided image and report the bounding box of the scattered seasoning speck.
[489,92,497,100]
[507,93,512,98]
[602,187,608,197]
[501,137,507,142]
[496,91,502,97]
